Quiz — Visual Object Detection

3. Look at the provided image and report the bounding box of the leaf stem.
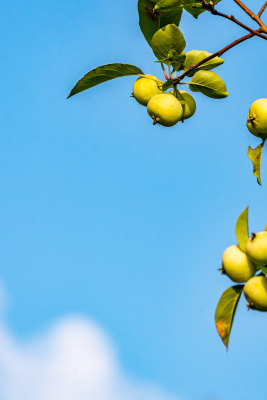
[161,62,170,80]
[173,31,256,83]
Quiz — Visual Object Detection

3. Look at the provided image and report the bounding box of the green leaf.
[138,0,183,45]
[162,79,175,91]
[156,51,186,71]
[184,50,224,77]
[183,0,221,18]
[265,225,267,232]
[67,63,144,98]
[154,0,181,11]
[248,141,265,186]
[235,207,249,252]
[151,24,186,62]
[187,70,229,99]
[260,265,267,275]
[215,285,243,350]
[153,0,221,18]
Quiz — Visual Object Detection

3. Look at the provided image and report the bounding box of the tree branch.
[173,31,256,84]
[258,2,267,17]
[201,1,267,40]
[233,0,267,33]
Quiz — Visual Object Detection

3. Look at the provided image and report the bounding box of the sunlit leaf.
[215,285,243,350]
[235,207,249,252]
[151,24,186,62]
[186,70,229,99]
[68,63,144,98]
[248,141,265,186]
[184,50,224,77]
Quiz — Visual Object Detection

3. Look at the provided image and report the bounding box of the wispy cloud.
[0,288,180,400]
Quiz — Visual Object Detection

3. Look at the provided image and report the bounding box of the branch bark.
[233,0,267,33]
[201,1,267,39]
[258,2,267,17]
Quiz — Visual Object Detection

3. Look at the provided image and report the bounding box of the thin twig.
[173,32,255,84]
[233,0,255,19]
[258,1,267,17]
[201,1,267,40]
[233,0,267,33]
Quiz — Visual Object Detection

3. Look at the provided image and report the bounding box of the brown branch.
[201,1,267,40]
[233,0,255,19]
[233,0,267,33]
[258,2,267,17]
[173,32,255,84]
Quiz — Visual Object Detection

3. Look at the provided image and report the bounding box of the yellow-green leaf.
[187,70,229,99]
[235,207,249,252]
[248,141,265,186]
[215,285,243,350]
[184,50,224,77]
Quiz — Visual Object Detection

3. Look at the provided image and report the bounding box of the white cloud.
[0,309,180,400]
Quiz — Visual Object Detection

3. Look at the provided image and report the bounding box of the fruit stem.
[161,62,170,80]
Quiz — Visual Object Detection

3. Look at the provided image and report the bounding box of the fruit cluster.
[132,75,196,127]
[222,231,267,311]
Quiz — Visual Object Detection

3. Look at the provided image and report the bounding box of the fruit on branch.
[147,93,183,127]
[171,90,196,119]
[222,245,256,283]
[133,75,162,106]
[244,275,267,311]
[247,98,267,139]
[245,231,267,265]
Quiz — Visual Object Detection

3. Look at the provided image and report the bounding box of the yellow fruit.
[133,75,162,106]
[247,98,267,139]
[222,245,256,283]
[244,275,267,311]
[147,93,183,127]
[246,231,267,265]
[171,90,196,120]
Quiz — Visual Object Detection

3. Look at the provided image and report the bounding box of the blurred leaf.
[260,265,267,275]
[138,0,182,45]
[68,63,144,98]
[157,51,186,71]
[151,24,186,62]
[184,50,224,77]
[162,79,175,90]
[215,285,243,350]
[235,207,249,252]
[265,225,267,232]
[187,70,228,99]
[248,141,265,186]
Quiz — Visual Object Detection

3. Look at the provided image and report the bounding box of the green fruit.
[246,231,267,265]
[222,245,256,283]
[247,98,267,139]
[147,93,183,127]
[171,90,196,119]
[133,75,162,106]
[244,275,267,311]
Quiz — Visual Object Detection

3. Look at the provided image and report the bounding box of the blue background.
[1,1,267,399]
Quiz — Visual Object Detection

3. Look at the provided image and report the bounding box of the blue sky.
[0,1,267,399]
